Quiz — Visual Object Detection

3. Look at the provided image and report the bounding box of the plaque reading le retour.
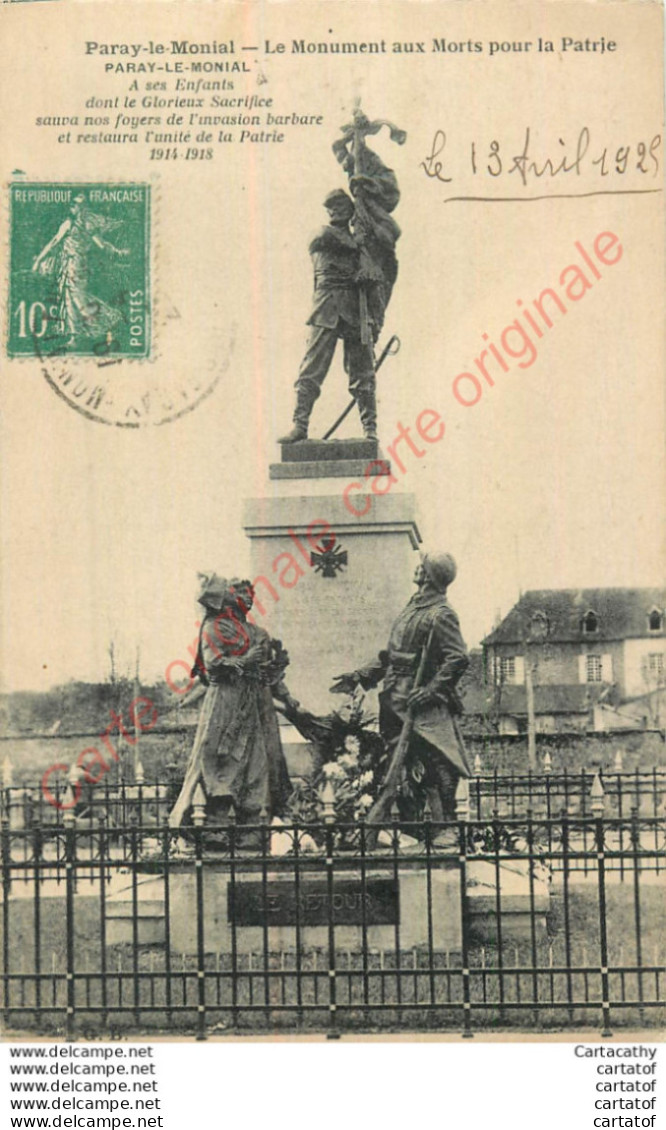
[229,879,399,927]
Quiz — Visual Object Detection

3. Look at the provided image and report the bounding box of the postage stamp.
[8,182,150,360]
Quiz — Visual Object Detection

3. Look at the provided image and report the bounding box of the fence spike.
[191,783,207,827]
[2,753,14,788]
[614,750,624,773]
[134,759,145,786]
[590,772,606,817]
[455,776,470,821]
[543,751,553,775]
[473,753,482,776]
[321,779,336,824]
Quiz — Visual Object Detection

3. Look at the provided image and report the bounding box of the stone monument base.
[243,489,421,715]
[101,859,550,953]
[270,437,389,480]
[105,861,463,953]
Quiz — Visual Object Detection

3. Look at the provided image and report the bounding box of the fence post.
[591,773,613,1037]
[525,808,540,1028]
[323,782,339,1039]
[560,807,574,1023]
[63,804,77,1041]
[32,810,43,1018]
[456,779,473,1038]
[629,805,645,1025]
[191,784,207,1041]
[1,792,10,1026]
[227,805,239,1030]
[491,808,506,1025]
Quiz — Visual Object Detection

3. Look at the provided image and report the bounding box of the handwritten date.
[421,127,662,188]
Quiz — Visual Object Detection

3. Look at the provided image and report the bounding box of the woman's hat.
[196,572,229,611]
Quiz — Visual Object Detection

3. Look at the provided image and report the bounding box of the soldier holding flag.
[279,105,405,445]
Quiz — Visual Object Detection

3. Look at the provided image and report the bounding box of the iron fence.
[468,766,666,821]
[3,766,664,834]
[1,775,664,1040]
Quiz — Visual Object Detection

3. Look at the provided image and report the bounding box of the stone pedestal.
[105,862,463,954]
[101,858,552,954]
[243,483,421,716]
[244,437,421,771]
[270,438,386,480]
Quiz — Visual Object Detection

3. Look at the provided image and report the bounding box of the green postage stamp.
[8,182,150,359]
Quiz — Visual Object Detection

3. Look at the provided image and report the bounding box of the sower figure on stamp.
[169,574,296,832]
[31,193,129,347]
[331,553,471,828]
[279,105,405,444]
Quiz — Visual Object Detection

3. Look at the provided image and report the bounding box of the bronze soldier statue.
[331,552,471,823]
[279,107,405,445]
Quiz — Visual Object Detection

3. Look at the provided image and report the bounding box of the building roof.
[483,588,666,646]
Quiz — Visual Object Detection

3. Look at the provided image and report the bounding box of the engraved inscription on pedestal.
[229,878,399,927]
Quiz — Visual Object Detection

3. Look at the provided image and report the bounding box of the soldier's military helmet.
[323,188,354,215]
[421,552,457,593]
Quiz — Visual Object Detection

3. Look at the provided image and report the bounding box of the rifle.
[322,333,399,440]
[365,625,435,841]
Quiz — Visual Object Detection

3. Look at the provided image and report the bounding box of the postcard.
[0,0,664,1047]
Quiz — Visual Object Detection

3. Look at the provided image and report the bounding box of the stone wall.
[461,728,666,775]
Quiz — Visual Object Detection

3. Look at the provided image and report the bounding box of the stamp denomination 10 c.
[8,182,150,360]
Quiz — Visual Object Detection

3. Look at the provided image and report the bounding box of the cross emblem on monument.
[310,541,348,578]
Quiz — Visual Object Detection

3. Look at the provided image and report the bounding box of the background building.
[478,588,666,734]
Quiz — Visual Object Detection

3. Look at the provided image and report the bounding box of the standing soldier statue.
[330,552,471,830]
[279,104,406,445]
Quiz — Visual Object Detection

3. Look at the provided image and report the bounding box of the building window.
[529,611,549,641]
[648,609,664,633]
[499,656,516,684]
[582,611,598,635]
[647,653,665,680]
[586,654,603,682]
